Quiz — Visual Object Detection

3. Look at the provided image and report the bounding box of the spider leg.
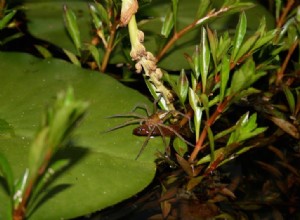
[169,110,194,133]
[130,103,152,117]
[103,118,144,133]
[158,123,195,147]
[135,126,156,160]
[106,112,146,119]
[156,125,171,157]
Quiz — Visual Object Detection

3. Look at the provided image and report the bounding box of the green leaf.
[161,10,174,38]
[199,27,210,92]
[195,0,211,20]
[188,88,202,141]
[231,11,247,63]
[229,59,266,95]
[220,55,230,101]
[0,52,162,220]
[227,113,267,145]
[207,27,218,67]
[94,2,110,27]
[283,85,296,113]
[173,137,188,157]
[63,5,82,54]
[0,153,14,197]
[0,10,16,30]
[171,0,179,32]
[177,70,189,105]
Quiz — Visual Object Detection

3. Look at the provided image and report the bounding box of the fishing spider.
[106,104,194,159]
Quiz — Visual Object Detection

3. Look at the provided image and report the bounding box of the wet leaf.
[176,154,193,177]
[161,10,174,38]
[231,12,247,63]
[220,54,230,101]
[63,5,82,54]
[199,27,210,92]
[0,52,162,220]
[173,137,188,157]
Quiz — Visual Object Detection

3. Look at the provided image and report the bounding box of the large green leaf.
[0,52,162,219]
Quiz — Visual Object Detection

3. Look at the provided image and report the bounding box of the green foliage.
[0,0,299,219]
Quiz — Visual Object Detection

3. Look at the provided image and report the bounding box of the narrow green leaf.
[161,10,174,38]
[89,4,103,29]
[220,55,230,101]
[199,27,210,92]
[217,32,231,64]
[171,0,178,32]
[0,153,14,197]
[144,76,168,110]
[235,33,260,62]
[283,86,296,114]
[207,27,218,67]
[195,0,211,20]
[87,44,101,68]
[200,93,209,118]
[63,49,81,67]
[188,88,202,141]
[192,45,201,81]
[231,12,247,63]
[94,2,110,26]
[177,70,189,105]
[34,45,52,59]
[0,10,16,29]
[63,5,82,54]
[14,169,29,208]
[251,30,277,52]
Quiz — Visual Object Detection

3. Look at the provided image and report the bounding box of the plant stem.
[189,97,230,163]
[276,39,299,85]
[100,21,118,72]
[156,7,230,61]
[276,0,295,29]
[13,149,53,220]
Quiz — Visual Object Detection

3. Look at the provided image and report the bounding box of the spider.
[106,104,194,159]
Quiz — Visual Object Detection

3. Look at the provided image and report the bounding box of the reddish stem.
[276,0,295,29]
[189,97,230,163]
[276,39,299,85]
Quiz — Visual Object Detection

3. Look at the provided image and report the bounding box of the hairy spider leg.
[157,123,195,147]
[104,118,146,133]
[135,125,157,160]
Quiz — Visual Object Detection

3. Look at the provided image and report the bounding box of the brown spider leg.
[135,126,156,160]
[169,110,193,132]
[158,123,195,147]
[156,125,171,157]
[103,118,145,133]
[130,103,152,116]
[106,112,146,119]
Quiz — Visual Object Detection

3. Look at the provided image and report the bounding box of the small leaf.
[195,0,211,20]
[207,27,218,67]
[176,154,193,176]
[63,5,82,54]
[161,10,174,38]
[220,55,230,102]
[171,0,178,32]
[282,85,295,114]
[173,137,188,157]
[189,88,202,142]
[177,70,189,105]
[199,27,210,92]
[63,49,81,67]
[87,44,101,68]
[94,2,110,26]
[0,10,16,30]
[231,12,247,63]
[0,153,14,197]
[89,4,103,30]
